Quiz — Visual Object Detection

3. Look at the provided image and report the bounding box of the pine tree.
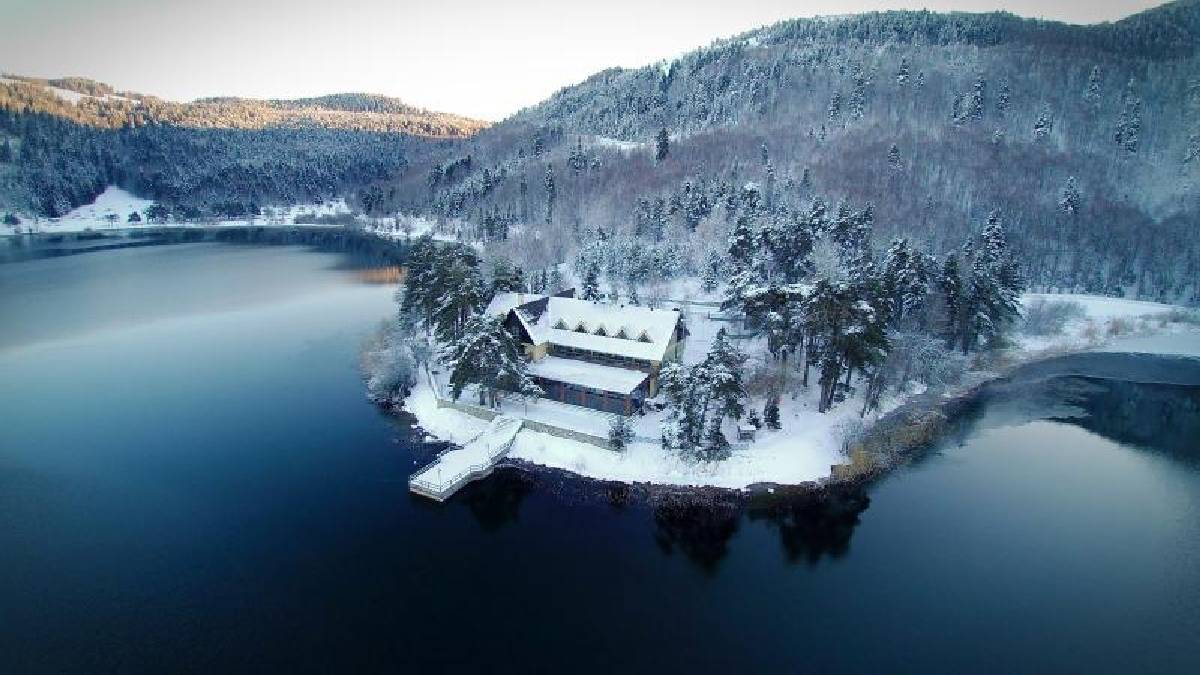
[702,417,730,461]
[887,144,902,172]
[727,216,756,273]
[883,238,929,328]
[896,57,910,86]
[568,137,587,175]
[996,79,1011,117]
[701,247,724,293]
[1059,176,1082,217]
[399,235,441,328]
[1084,65,1102,112]
[608,414,634,451]
[959,213,1023,353]
[543,165,556,224]
[799,167,813,194]
[1034,105,1053,140]
[828,92,843,123]
[441,315,542,408]
[848,65,868,121]
[581,267,601,301]
[763,398,781,430]
[1115,79,1142,155]
[939,254,963,347]
[967,74,986,121]
[655,127,670,162]
[518,174,529,223]
[490,258,525,294]
[704,328,748,423]
[433,256,487,343]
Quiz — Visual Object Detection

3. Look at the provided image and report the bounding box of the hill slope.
[0,76,488,217]
[0,76,488,137]
[384,0,1200,302]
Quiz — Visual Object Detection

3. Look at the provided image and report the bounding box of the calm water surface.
[1,243,1197,673]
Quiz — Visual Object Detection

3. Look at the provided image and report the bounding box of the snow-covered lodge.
[485,291,687,415]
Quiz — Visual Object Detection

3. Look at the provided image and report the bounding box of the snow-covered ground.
[1015,293,1198,358]
[404,291,1199,491]
[7,187,155,234]
[2,186,356,235]
[588,136,646,153]
[360,214,465,244]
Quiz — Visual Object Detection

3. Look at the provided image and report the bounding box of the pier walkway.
[408,415,524,501]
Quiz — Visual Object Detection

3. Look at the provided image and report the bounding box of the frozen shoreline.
[400,294,1200,491]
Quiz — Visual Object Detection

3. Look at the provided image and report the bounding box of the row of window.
[548,344,652,372]
[551,319,654,342]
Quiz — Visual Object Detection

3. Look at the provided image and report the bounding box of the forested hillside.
[0,76,484,217]
[0,76,487,136]
[388,0,1200,302]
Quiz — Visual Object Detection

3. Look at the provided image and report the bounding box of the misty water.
[1,243,1197,673]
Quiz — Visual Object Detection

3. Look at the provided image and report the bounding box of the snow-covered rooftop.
[484,292,547,319]
[486,293,683,362]
[538,297,680,361]
[526,356,648,394]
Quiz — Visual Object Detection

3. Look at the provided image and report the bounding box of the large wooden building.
[485,290,687,415]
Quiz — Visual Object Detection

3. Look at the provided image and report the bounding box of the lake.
[1,242,1197,674]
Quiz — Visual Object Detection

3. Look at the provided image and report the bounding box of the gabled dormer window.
[615,327,629,340]
[637,330,653,343]
[574,322,588,333]
[553,319,568,330]
[594,325,607,337]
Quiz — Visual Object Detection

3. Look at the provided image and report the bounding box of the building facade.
[485,290,687,415]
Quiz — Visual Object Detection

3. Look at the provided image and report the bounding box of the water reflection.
[748,487,870,565]
[457,468,536,532]
[653,494,741,573]
[1050,377,1200,463]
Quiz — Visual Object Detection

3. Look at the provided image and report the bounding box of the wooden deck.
[408,416,524,501]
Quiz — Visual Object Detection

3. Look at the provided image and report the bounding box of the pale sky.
[0,0,1168,121]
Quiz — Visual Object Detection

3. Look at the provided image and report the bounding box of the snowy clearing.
[1015,293,1197,357]
[2,186,355,235]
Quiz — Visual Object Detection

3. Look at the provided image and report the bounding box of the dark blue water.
[2,243,1198,674]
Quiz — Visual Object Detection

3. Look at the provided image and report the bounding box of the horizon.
[0,0,1172,120]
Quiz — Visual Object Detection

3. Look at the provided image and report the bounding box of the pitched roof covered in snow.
[486,293,682,362]
[484,292,547,319]
[526,356,648,394]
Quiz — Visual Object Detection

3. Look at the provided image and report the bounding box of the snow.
[5,186,155,234]
[2,186,357,235]
[527,356,648,394]
[536,297,682,361]
[486,293,684,362]
[409,415,523,497]
[1014,293,1195,356]
[1022,293,1175,322]
[360,214,464,244]
[484,292,546,319]
[505,382,854,489]
[1098,328,1200,358]
[0,77,134,105]
[403,291,1199,491]
[588,136,645,152]
[405,381,488,447]
[46,85,88,104]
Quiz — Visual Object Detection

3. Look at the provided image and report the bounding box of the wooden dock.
[408,416,524,501]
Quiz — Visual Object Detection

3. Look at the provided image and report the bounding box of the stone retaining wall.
[434,396,613,450]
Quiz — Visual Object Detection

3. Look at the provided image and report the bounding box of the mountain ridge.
[0,75,489,138]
